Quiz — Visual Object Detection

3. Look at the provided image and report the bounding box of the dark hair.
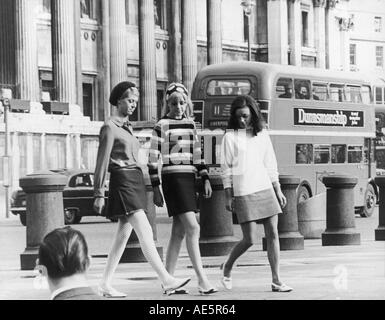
[109,81,137,106]
[38,227,90,280]
[227,95,265,136]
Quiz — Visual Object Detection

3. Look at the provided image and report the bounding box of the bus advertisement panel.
[191,62,377,217]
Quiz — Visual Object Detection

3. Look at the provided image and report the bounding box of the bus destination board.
[294,108,364,127]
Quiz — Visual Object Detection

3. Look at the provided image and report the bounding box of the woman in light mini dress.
[220,95,292,293]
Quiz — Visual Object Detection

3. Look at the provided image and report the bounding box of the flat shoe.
[162,288,189,295]
[198,286,218,295]
[271,283,293,292]
[97,285,127,298]
[220,263,232,290]
[162,277,191,296]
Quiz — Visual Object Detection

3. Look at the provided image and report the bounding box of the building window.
[301,11,309,47]
[42,0,51,13]
[350,44,356,65]
[375,16,382,32]
[125,0,139,26]
[376,46,384,68]
[154,0,167,30]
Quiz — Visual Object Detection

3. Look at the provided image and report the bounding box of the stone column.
[101,0,111,119]
[0,0,16,88]
[288,0,302,66]
[51,0,77,104]
[168,0,182,83]
[74,0,83,110]
[325,0,337,69]
[207,0,222,65]
[109,0,127,88]
[267,0,288,65]
[139,0,157,121]
[182,0,198,93]
[14,0,40,101]
[314,0,326,68]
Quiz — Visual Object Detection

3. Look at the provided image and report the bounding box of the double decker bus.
[191,61,377,217]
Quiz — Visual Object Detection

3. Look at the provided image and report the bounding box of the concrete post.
[374,177,385,240]
[19,172,67,270]
[120,176,163,263]
[263,175,304,251]
[198,176,239,257]
[322,175,360,246]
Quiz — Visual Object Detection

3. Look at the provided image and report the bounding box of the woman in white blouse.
[220,95,292,293]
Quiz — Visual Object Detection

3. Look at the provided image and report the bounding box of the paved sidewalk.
[0,208,384,300]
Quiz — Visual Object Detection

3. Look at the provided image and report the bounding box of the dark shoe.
[198,286,218,295]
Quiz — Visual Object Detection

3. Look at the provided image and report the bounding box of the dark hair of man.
[227,95,265,136]
[38,227,90,280]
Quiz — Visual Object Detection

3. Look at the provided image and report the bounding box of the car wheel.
[360,184,376,218]
[19,212,26,226]
[297,186,310,204]
[64,209,82,225]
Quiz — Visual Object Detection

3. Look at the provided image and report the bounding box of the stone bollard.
[374,177,385,241]
[321,175,360,246]
[120,175,163,263]
[19,172,67,270]
[263,175,304,251]
[198,176,239,256]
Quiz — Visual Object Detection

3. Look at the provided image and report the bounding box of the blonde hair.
[161,91,194,119]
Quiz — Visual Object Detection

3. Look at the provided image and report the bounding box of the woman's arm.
[221,133,234,210]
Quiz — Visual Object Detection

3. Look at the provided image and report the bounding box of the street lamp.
[0,88,12,219]
[240,0,256,61]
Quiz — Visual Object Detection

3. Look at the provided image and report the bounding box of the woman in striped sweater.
[148,83,217,295]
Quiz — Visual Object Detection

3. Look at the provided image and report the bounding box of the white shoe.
[162,277,191,296]
[97,285,127,298]
[271,282,293,292]
[220,263,232,290]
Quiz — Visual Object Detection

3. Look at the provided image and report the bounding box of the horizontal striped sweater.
[148,116,210,187]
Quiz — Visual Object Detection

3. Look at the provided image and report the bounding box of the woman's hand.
[276,190,287,209]
[203,180,212,199]
[224,188,233,212]
[93,197,105,215]
[153,186,164,207]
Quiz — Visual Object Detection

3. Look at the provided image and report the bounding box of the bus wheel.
[360,184,376,218]
[297,186,310,204]
[64,209,82,225]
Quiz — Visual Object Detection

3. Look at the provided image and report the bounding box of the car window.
[73,174,93,187]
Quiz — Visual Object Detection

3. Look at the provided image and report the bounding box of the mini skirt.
[234,188,282,224]
[161,172,199,217]
[105,167,147,218]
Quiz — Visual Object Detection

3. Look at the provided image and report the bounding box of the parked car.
[10,169,111,226]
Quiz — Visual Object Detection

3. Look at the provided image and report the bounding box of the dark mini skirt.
[105,167,147,218]
[234,188,282,224]
[161,172,199,217]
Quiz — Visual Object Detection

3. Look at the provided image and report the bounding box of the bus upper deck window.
[276,78,293,99]
[294,79,311,100]
[345,85,362,103]
[329,84,345,102]
[312,83,328,101]
[362,86,371,104]
[375,87,384,104]
[206,80,251,96]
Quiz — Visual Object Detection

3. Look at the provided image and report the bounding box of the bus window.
[294,79,311,100]
[296,144,313,164]
[276,78,293,99]
[312,83,328,101]
[362,86,371,104]
[375,87,384,104]
[331,145,346,163]
[329,84,345,102]
[345,85,362,103]
[314,145,330,164]
[206,80,251,96]
[348,145,363,163]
